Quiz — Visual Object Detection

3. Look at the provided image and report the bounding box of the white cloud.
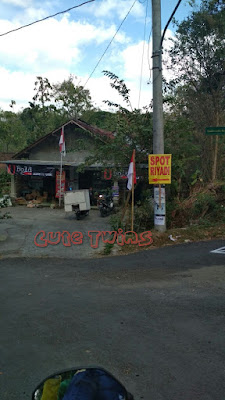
[85,0,144,20]
[0,15,129,73]
[0,0,175,115]
[85,73,152,112]
[121,40,152,81]
[0,27,175,113]
[0,67,69,111]
[0,66,152,113]
[0,0,33,8]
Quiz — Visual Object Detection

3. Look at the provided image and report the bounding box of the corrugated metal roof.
[12,119,114,159]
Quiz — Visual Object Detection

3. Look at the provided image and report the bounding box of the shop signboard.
[148,154,172,184]
[7,164,55,177]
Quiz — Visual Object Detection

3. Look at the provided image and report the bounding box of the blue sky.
[0,0,199,112]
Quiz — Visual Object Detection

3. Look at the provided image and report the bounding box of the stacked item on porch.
[16,190,48,206]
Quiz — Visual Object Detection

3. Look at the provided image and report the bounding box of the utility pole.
[152,0,166,232]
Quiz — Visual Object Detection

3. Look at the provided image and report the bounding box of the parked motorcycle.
[98,194,114,217]
[32,366,134,400]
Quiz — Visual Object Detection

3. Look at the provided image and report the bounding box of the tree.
[83,71,153,177]
[53,75,93,119]
[32,76,53,108]
[166,0,225,181]
[0,109,27,152]
[19,75,94,144]
[20,77,64,143]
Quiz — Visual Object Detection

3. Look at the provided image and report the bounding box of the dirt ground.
[0,205,112,258]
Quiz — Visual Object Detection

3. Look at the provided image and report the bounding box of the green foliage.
[133,198,154,232]
[0,74,94,150]
[20,104,64,144]
[109,214,126,231]
[82,110,118,131]
[165,0,225,185]
[0,109,27,152]
[53,74,93,119]
[166,200,179,229]
[0,170,11,196]
[32,76,53,108]
[103,71,133,111]
[84,71,153,169]
[109,194,154,233]
[191,169,203,186]
[192,192,217,218]
[103,242,114,255]
[0,211,12,219]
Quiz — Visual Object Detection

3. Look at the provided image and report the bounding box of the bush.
[0,211,12,219]
[110,197,154,233]
[133,199,154,232]
[103,242,114,255]
[192,192,217,219]
[0,170,11,197]
[109,214,126,231]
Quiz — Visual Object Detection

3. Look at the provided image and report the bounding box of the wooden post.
[131,150,135,231]
[159,184,161,208]
[121,190,131,222]
[212,113,219,182]
[212,135,218,181]
[59,153,63,207]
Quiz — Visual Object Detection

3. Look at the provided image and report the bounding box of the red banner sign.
[55,171,66,198]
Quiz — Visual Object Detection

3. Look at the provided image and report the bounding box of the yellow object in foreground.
[41,377,61,400]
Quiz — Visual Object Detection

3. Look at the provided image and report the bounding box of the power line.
[84,0,138,88]
[147,26,152,83]
[160,0,183,47]
[0,0,95,37]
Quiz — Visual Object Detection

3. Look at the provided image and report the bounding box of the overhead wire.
[137,0,149,109]
[83,0,138,88]
[0,0,95,37]
[147,26,152,84]
[160,0,183,48]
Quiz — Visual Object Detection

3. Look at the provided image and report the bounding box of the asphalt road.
[1,239,225,400]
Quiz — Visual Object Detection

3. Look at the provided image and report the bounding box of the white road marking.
[211,246,225,254]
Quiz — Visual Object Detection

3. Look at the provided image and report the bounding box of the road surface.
[1,239,225,399]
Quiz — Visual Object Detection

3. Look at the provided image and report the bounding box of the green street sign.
[205,127,225,135]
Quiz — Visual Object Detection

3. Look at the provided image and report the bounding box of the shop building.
[3,119,124,203]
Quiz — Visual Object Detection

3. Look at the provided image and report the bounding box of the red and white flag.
[127,150,136,190]
[59,126,66,156]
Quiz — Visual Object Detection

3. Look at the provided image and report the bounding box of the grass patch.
[102,242,114,255]
[117,222,225,255]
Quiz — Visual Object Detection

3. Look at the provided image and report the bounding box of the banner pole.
[159,184,161,208]
[131,150,135,231]
[121,190,131,223]
[59,152,62,207]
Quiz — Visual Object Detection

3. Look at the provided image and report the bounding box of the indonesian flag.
[127,150,136,190]
[59,126,66,156]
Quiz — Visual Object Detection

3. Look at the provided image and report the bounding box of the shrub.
[0,170,11,197]
[192,192,217,219]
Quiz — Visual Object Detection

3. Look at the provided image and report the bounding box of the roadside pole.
[59,152,62,207]
[152,0,166,232]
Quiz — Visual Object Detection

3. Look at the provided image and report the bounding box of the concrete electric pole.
[152,0,166,232]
